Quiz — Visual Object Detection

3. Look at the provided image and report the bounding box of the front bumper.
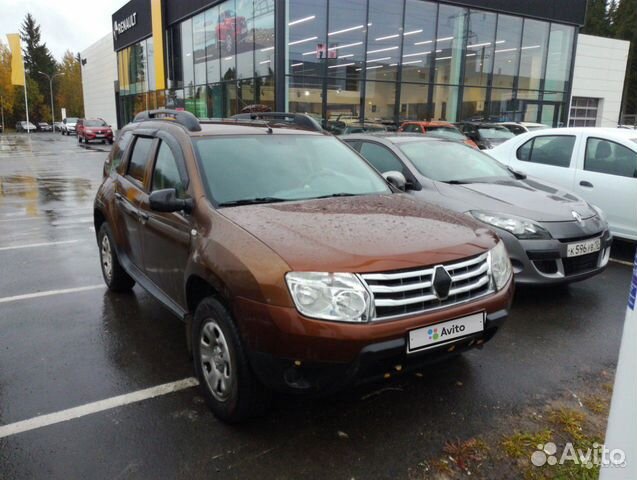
[234,278,513,393]
[495,225,612,285]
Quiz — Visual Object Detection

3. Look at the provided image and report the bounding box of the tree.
[583,0,612,36]
[613,0,637,115]
[55,50,83,118]
[0,42,16,127]
[20,13,57,122]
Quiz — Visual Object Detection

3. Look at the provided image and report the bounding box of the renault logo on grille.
[572,211,584,225]
[433,266,453,300]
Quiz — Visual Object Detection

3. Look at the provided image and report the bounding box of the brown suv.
[94,110,514,423]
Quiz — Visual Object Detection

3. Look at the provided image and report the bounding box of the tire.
[192,297,271,423]
[108,139,114,145]
[78,135,82,143]
[98,223,135,292]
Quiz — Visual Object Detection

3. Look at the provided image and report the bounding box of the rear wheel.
[192,297,271,423]
[98,223,135,292]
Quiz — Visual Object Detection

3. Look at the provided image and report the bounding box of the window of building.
[181,18,194,89]
[401,0,437,85]
[205,6,221,84]
[516,135,575,168]
[193,12,207,85]
[254,0,275,77]
[461,87,487,121]
[492,15,522,89]
[585,138,637,178]
[545,23,575,92]
[327,0,366,83]
[366,0,403,82]
[127,137,154,184]
[399,83,430,122]
[518,19,549,91]
[236,0,255,80]
[288,0,327,77]
[365,81,396,123]
[434,5,467,87]
[463,10,496,87]
[569,97,599,127]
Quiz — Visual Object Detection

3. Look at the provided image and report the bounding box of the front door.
[139,138,193,307]
[115,135,156,270]
[574,135,637,240]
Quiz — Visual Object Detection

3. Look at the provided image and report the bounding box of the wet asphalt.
[0,132,634,480]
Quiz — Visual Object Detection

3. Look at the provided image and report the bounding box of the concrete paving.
[0,132,634,479]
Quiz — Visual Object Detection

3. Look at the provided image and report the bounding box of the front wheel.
[98,223,135,292]
[192,297,271,423]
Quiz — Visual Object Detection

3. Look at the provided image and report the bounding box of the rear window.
[477,127,515,140]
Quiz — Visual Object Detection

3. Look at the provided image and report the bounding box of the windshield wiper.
[218,197,288,207]
[444,180,474,185]
[312,193,359,199]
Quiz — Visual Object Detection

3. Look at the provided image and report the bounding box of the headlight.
[489,241,512,291]
[285,272,373,322]
[470,211,551,240]
[591,204,608,227]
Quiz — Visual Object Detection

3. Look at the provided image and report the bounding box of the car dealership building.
[103,0,608,129]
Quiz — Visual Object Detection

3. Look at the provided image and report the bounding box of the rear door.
[574,135,637,239]
[114,135,156,270]
[508,133,579,191]
[138,136,193,307]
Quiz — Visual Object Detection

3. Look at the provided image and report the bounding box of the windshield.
[195,135,391,205]
[425,127,466,141]
[85,120,107,127]
[398,141,514,183]
[66,117,78,123]
[477,127,515,140]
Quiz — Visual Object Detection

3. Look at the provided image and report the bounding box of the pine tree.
[613,0,637,115]
[583,0,612,36]
[19,13,57,122]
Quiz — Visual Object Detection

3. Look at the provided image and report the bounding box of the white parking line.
[0,239,81,251]
[0,378,199,439]
[610,258,634,267]
[0,285,104,304]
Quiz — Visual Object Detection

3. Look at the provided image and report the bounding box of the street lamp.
[38,71,64,131]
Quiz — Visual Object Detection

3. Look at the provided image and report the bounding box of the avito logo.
[428,324,465,341]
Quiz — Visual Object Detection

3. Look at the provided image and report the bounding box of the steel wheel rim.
[101,234,113,282]
[199,320,233,402]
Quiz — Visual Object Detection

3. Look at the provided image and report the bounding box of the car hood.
[426,177,597,222]
[220,194,497,273]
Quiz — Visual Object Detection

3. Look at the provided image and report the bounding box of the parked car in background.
[455,122,515,149]
[53,121,64,132]
[37,122,53,132]
[94,109,514,422]
[399,121,479,149]
[499,122,549,135]
[489,128,637,241]
[344,133,612,285]
[77,118,114,144]
[61,117,79,135]
[335,123,387,135]
[16,121,37,133]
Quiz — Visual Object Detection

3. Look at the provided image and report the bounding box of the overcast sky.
[0,0,126,61]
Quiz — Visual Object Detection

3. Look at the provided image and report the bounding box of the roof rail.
[229,112,323,132]
[133,109,201,132]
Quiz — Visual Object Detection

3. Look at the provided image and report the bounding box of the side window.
[111,131,133,173]
[359,142,405,175]
[516,135,575,168]
[127,137,154,184]
[403,124,421,133]
[585,137,637,178]
[152,141,187,197]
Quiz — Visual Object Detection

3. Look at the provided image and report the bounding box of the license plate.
[96,134,105,138]
[407,312,485,354]
[567,238,601,258]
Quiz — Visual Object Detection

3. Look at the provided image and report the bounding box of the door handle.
[579,181,593,188]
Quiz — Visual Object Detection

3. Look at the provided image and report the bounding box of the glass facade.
[116,0,577,128]
[117,0,275,125]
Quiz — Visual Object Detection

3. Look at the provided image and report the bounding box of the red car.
[77,118,114,144]
[217,9,248,54]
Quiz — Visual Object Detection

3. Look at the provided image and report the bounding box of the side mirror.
[382,171,407,191]
[149,188,193,213]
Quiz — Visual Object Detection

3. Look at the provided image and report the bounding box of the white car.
[499,122,550,135]
[489,128,637,241]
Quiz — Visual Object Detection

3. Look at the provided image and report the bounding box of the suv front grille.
[361,253,492,320]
